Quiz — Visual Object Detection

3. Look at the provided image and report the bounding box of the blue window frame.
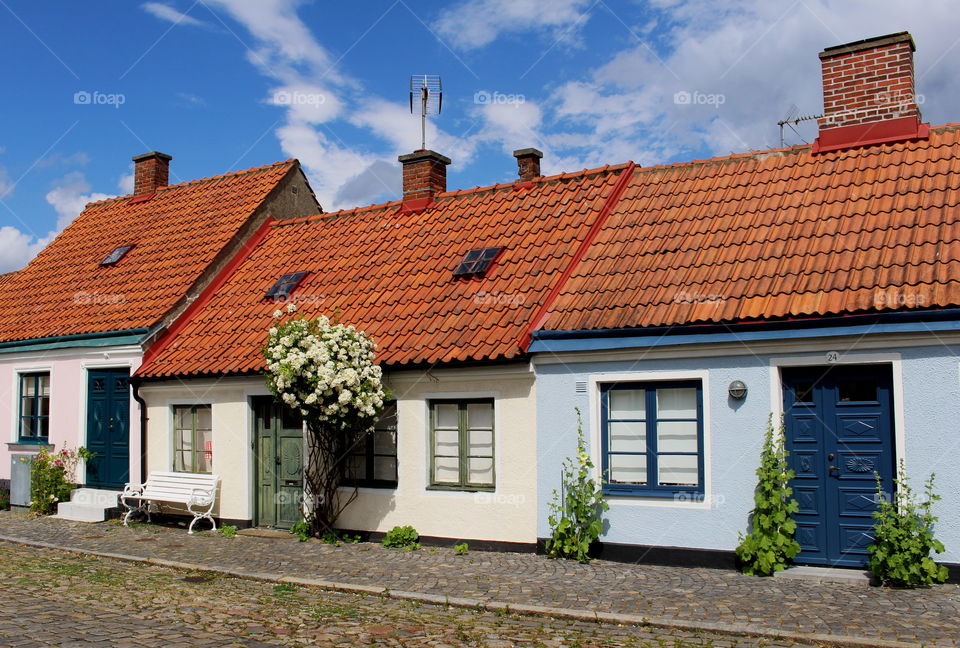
[600,380,704,497]
[19,372,51,442]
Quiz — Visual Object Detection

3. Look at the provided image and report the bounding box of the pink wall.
[0,346,143,486]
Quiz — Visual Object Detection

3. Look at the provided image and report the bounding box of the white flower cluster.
[264,305,385,430]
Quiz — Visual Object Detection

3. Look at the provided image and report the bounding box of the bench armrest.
[188,487,215,507]
[122,483,144,498]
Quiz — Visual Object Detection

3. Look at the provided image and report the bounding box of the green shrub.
[382,525,420,550]
[0,487,9,511]
[290,520,311,542]
[453,542,469,555]
[218,525,238,539]
[736,415,801,576]
[545,408,608,563]
[868,462,948,587]
[27,446,94,515]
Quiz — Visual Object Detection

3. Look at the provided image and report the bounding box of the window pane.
[793,381,814,403]
[174,450,188,472]
[280,406,302,430]
[196,405,212,430]
[376,402,398,431]
[177,428,192,452]
[609,421,646,453]
[658,454,699,486]
[468,428,494,456]
[20,416,34,438]
[467,402,493,429]
[21,396,35,419]
[434,456,460,483]
[373,456,397,482]
[37,417,49,438]
[174,407,191,430]
[610,389,645,419]
[435,403,459,429]
[468,457,494,485]
[434,428,459,455]
[197,427,213,473]
[838,380,876,402]
[39,375,50,396]
[657,420,698,453]
[657,387,697,418]
[609,454,647,485]
[39,397,50,417]
[22,377,36,397]
[373,428,396,455]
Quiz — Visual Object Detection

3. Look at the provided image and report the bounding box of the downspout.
[130,376,148,484]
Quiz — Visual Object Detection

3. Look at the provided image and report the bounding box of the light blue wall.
[535,342,960,563]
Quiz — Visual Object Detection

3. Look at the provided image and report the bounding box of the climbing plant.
[736,414,801,576]
[264,304,385,536]
[546,407,608,563]
[868,462,948,587]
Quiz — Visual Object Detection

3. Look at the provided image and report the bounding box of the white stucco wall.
[139,364,538,543]
[0,345,143,484]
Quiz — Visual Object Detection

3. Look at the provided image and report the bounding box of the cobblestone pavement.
[2,513,958,647]
[0,540,806,648]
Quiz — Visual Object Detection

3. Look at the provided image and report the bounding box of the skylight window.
[100,244,135,266]
[265,272,307,301]
[453,247,502,278]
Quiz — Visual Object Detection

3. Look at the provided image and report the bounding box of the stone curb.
[0,535,923,648]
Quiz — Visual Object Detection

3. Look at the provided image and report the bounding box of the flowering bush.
[28,446,93,515]
[264,304,385,534]
[264,304,384,431]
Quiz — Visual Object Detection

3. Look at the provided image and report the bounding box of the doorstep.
[774,565,874,586]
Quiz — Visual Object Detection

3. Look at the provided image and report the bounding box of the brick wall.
[132,151,172,196]
[399,150,451,201]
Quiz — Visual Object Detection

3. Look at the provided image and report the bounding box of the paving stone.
[0,512,958,646]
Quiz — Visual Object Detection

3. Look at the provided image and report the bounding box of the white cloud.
[142,2,205,27]
[0,226,51,274]
[434,0,593,50]
[45,172,113,231]
[118,169,135,194]
[539,0,960,168]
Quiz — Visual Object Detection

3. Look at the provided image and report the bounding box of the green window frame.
[19,372,50,442]
[345,401,398,488]
[429,399,494,491]
[173,405,213,473]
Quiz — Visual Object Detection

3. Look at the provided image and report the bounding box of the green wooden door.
[85,369,130,489]
[253,397,304,529]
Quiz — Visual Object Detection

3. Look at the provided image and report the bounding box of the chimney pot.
[513,148,543,182]
[398,149,451,202]
[131,151,172,196]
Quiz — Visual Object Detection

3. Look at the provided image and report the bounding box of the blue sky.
[1,0,959,272]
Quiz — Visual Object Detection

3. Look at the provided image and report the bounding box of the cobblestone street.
[0,540,803,648]
[1,512,958,647]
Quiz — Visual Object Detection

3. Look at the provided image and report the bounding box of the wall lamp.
[728,380,748,400]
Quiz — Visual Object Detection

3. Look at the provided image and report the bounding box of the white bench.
[121,471,219,534]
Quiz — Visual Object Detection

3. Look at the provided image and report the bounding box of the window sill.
[7,440,52,451]
[426,484,495,493]
[602,487,704,501]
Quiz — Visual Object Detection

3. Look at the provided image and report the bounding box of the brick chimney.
[132,151,172,196]
[513,148,543,182]
[398,150,450,202]
[813,32,929,153]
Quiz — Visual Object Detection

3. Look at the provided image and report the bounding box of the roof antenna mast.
[409,75,442,150]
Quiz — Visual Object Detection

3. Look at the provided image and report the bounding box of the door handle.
[275,456,282,465]
[828,465,839,472]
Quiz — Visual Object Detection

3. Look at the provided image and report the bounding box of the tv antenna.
[777,105,822,147]
[410,75,442,150]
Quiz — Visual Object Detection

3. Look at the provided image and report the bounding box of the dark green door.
[86,369,130,489]
[253,397,304,529]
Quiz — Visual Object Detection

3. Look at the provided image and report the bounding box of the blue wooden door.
[85,369,131,489]
[782,365,894,567]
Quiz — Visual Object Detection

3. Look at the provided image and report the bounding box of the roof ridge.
[84,158,298,208]
[273,161,633,227]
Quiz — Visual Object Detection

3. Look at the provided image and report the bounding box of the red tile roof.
[137,165,628,378]
[0,160,299,343]
[542,125,960,331]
